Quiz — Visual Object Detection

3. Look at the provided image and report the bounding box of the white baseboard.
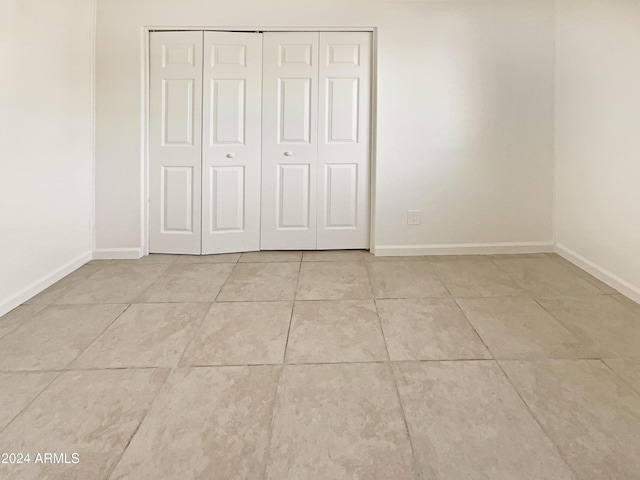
[0,251,92,318]
[93,248,143,260]
[555,244,640,304]
[372,242,554,257]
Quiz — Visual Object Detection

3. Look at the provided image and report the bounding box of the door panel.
[278,164,311,228]
[202,31,262,254]
[279,78,312,143]
[149,31,203,254]
[208,166,244,231]
[262,32,319,250]
[325,163,358,228]
[161,166,194,233]
[150,30,371,255]
[317,32,371,249]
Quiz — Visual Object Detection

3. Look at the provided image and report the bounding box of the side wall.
[0,0,95,315]
[556,0,640,301]
[94,0,555,256]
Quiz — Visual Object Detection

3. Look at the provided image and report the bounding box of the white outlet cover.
[407,210,421,225]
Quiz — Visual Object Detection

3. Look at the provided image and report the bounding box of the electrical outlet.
[407,210,421,225]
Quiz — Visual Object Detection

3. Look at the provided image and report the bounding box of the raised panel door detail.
[327,44,360,66]
[209,79,245,145]
[278,164,310,229]
[325,164,358,228]
[326,78,359,143]
[279,44,312,66]
[211,45,247,67]
[209,166,244,232]
[162,79,195,145]
[202,31,261,254]
[150,31,202,254]
[161,166,194,233]
[317,32,371,250]
[162,44,195,67]
[278,78,311,144]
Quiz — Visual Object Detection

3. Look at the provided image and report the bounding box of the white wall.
[555,0,640,301]
[94,0,556,256]
[0,0,94,315]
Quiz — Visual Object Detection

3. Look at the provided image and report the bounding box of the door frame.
[141,26,378,255]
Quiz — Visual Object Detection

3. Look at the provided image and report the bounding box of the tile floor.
[0,251,640,479]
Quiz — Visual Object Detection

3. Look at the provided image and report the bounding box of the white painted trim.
[142,27,377,254]
[552,0,559,246]
[368,29,378,253]
[90,0,97,255]
[141,27,151,256]
[555,244,640,304]
[372,242,554,256]
[0,252,92,318]
[93,248,143,260]
[147,26,376,32]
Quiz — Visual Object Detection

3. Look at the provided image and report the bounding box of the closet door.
[149,31,203,254]
[261,32,319,250]
[201,32,263,254]
[317,32,371,249]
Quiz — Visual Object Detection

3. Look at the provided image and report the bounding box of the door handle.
[226,153,235,158]
[284,151,294,156]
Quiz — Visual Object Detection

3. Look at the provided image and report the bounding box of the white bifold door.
[149,30,370,254]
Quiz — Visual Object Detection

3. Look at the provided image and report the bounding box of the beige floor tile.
[217,263,300,301]
[109,366,279,480]
[0,369,167,480]
[285,300,386,364]
[54,264,169,304]
[611,293,640,314]
[393,361,575,480]
[87,259,114,265]
[181,302,293,366]
[135,264,233,303]
[0,305,45,339]
[72,303,209,369]
[0,372,58,430]
[0,304,127,371]
[302,250,365,262]
[296,262,372,300]
[604,358,640,394]
[427,254,494,263]
[501,359,640,480]
[431,258,524,297]
[536,294,640,358]
[363,252,427,262]
[239,251,302,263]
[367,261,449,298]
[377,299,491,360]
[492,257,602,295]
[265,363,416,480]
[26,265,101,305]
[457,297,593,359]
[172,253,241,264]
[547,254,618,294]
[113,254,180,265]
[489,253,551,260]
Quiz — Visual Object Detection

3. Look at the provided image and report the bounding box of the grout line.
[599,358,640,398]
[372,295,424,479]
[494,359,581,480]
[102,367,173,480]
[1,356,611,375]
[283,262,303,364]
[260,365,284,480]
[64,303,135,370]
[453,298,496,361]
[174,302,216,369]
[0,370,62,436]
